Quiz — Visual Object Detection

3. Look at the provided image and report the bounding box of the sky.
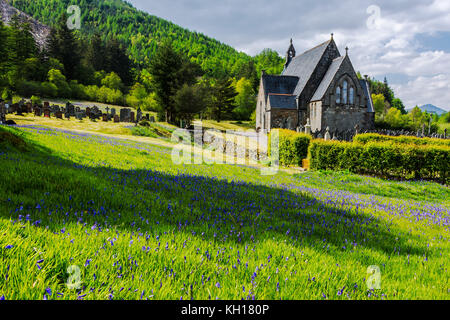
[129,0,450,111]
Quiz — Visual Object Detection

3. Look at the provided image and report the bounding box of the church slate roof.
[282,40,332,97]
[360,79,375,113]
[268,94,297,110]
[262,75,299,101]
[310,56,345,102]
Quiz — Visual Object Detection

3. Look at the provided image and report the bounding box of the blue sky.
[129,0,450,111]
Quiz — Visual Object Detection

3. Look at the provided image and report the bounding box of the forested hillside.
[9,0,284,78]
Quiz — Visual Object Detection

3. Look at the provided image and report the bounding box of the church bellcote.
[285,39,296,69]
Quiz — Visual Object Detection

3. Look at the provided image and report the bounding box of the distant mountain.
[0,0,50,48]
[408,104,447,115]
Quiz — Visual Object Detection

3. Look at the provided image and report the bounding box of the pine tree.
[86,32,106,72]
[210,78,238,122]
[47,15,81,80]
[149,40,202,124]
[105,38,133,86]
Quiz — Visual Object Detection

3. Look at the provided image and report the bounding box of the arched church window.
[349,87,354,104]
[336,87,341,104]
[343,81,348,104]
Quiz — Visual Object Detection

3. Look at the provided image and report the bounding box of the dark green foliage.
[47,15,81,80]
[148,40,203,124]
[272,129,312,167]
[10,0,267,79]
[209,78,238,122]
[174,84,208,124]
[309,139,449,184]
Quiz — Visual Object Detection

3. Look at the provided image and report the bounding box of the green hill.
[8,0,283,78]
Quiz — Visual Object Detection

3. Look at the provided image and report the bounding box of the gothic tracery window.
[349,87,355,104]
[336,87,341,104]
[343,81,348,104]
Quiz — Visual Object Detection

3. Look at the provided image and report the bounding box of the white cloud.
[392,74,450,110]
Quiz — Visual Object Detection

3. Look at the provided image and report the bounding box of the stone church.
[256,35,375,133]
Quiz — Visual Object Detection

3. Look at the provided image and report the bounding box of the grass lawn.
[0,124,448,300]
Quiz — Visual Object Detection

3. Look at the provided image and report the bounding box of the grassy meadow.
[0,122,449,300]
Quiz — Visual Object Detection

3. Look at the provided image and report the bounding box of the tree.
[101,72,123,91]
[372,94,386,118]
[47,15,81,80]
[408,106,424,130]
[174,84,207,125]
[148,40,202,124]
[254,49,285,76]
[233,77,256,120]
[105,38,133,87]
[48,69,71,97]
[385,107,405,129]
[85,33,106,72]
[210,78,238,122]
[392,97,406,114]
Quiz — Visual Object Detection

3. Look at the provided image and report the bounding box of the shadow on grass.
[0,125,431,262]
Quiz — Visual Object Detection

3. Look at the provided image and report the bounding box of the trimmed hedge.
[271,129,312,167]
[309,139,449,184]
[354,133,450,147]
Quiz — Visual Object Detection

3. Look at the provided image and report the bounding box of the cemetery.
[0,98,152,125]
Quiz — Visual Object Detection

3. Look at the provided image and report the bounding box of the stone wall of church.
[309,101,323,132]
[322,106,373,132]
[255,79,266,131]
[270,109,298,130]
[320,56,375,131]
[298,41,341,123]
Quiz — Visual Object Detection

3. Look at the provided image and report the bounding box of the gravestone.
[0,102,6,123]
[43,108,51,118]
[65,111,71,120]
[55,111,63,119]
[145,114,150,121]
[111,108,116,117]
[120,108,131,122]
[26,102,32,113]
[51,105,61,114]
[136,107,142,123]
[324,127,331,141]
[102,113,108,122]
[91,106,101,119]
[304,118,311,135]
[86,107,91,118]
[130,112,135,123]
[75,112,83,120]
[149,116,155,123]
[67,104,75,116]
[114,115,119,123]
[14,103,23,116]
[34,107,42,117]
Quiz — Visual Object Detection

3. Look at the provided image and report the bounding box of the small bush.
[271,129,312,167]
